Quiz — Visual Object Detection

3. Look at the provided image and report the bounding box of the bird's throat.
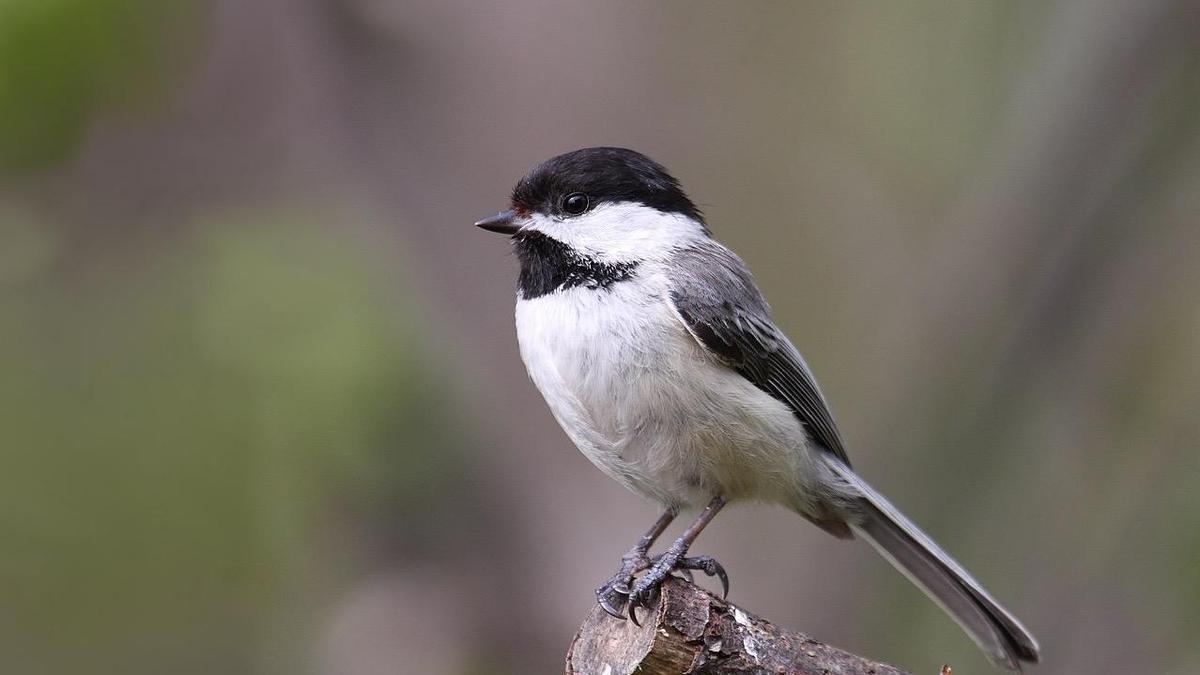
[513,231,639,300]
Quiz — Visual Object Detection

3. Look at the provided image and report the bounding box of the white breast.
[515,271,820,510]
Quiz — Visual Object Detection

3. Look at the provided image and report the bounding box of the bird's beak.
[474,210,520,235]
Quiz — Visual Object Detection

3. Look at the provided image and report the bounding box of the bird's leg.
[595,509,676,618]
[626,495,727,624]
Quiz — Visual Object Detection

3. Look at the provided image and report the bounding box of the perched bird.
[476,147,1040,670]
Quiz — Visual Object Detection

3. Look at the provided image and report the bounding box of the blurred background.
[2,1,1198,673]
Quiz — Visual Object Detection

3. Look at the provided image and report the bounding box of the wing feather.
[668,242,851,467]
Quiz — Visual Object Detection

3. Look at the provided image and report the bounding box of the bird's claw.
[596,579,634,619]
[596,548,730,624]
[675,554,729,598]
[625,573,662,624]
[621,551,730,624]
[628,600,647,626]
[595,552,652,620]
[597,587,628,619]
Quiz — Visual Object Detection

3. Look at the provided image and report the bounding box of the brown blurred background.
[2,1,1199,673]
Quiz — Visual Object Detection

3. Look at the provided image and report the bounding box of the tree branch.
[566,578,909,675]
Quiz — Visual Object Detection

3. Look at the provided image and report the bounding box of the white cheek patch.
[522,202,707,263]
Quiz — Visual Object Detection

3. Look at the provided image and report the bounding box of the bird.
[475,147,1040,670]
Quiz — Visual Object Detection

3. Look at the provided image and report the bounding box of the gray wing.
[667,241,851,467]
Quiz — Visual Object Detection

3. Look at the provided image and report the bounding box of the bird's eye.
[561,193,590,216]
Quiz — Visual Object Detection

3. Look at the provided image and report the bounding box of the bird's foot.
[624,546,729,625]
[595,550,653,619]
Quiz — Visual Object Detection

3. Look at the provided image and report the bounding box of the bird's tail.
[825,459,1041,670]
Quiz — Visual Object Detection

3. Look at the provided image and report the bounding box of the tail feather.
[826,459,1040,670]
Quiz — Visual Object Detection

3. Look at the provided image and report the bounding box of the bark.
[566,578,909,675]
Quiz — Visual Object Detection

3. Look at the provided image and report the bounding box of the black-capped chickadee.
[476,147,1040,670]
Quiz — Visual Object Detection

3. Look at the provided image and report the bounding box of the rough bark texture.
[566,578,909,675]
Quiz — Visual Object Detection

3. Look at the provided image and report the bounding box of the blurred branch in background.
[861,0,1200,668]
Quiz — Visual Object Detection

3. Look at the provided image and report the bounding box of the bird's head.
[475,147,707,263]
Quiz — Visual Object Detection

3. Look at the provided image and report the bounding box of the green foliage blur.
[0,0,198,171]
[0,206,470,673]
[0,5,483,670]
[0,6,469,665]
